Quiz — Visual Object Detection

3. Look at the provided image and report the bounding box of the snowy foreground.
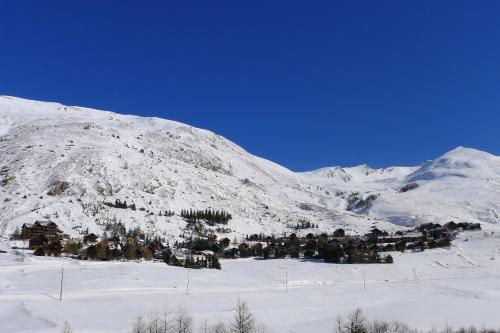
[1,228,500,333]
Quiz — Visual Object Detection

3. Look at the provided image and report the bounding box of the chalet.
[247,234,260,241]
[376,232,423,244]
[371,228,388,237]
[333,228,345,238]
[431,228,448,240]
[437,238,451,247]
[303,248,315,259]
[444,221,458,230]
[239,242,250,249]
[21,223,33,239]
[219,238,231,248]
[154,250,166,260]
[382,243,395,252]
[263,244,277,259]
[223,247,239,258]
[457,222,481,231]
[83,233,99,244]
[238,243,250,257]
[80,245,98,260]
[318,233,329,240]
[171,253,188,267]
[418,223,441,231]
[427,239,438,249]
[405,242,418,251]
[468,223,481,230]
[110,248,124,260]
[22,221,62,239]
[29,234,49,249]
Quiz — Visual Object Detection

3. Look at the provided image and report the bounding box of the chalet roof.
[32,221,59,228]
[403,232,424,238]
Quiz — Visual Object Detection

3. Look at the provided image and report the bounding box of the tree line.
[62,303,498,333]
[181,209,232,226]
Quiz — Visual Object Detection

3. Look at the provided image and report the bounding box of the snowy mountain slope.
[303,147,500,227]
[0,95,499,241]
[0,96,382,241]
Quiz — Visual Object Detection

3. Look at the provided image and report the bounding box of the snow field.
[1,228,500,332]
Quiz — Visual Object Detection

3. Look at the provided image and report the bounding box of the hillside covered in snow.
[1,96,499,241]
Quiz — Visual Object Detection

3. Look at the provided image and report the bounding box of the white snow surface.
[1,229,500,332]
[1,96,500,241]
[2,96,500,332]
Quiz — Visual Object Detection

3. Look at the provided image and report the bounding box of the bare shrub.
[131,308,192,333]
[230,299,255,333]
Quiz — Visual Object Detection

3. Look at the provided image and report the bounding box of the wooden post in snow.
[59,268,64,301]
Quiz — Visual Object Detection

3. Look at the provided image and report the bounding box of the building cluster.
[16,219,481,267]
[218,221,481,264]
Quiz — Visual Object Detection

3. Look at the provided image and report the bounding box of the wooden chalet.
[22,221,62,239]
[29,234,49,249]
[83,233,99,244]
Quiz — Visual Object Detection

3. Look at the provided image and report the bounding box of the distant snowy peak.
[304,147,500,186]
[406,146,500,182]
[304,164,418,185]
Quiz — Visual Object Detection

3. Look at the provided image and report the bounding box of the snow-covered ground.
[1,227,500,333]
[2,95,500,332]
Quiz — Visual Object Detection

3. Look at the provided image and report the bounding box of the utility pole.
[186,268,190,294]
[59,268,64,301]
[285,271,288,293]
[363,273,366,290]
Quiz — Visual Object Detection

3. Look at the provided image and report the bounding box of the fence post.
[59,268,64,301]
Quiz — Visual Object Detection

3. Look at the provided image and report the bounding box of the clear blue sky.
[1,1,499,171]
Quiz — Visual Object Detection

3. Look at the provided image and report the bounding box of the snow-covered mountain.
[1,96,499,241]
